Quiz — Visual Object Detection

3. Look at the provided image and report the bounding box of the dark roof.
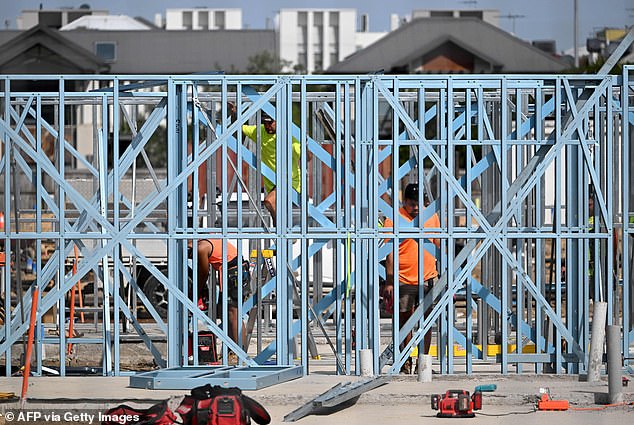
[391,34,503,70]
[328,17,567,74]
[0,25,108,74]
[62,29,277,74]
[0,27,277,74]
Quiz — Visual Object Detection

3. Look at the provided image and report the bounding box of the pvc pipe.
[607,325,623,403]
[588,301,607,382]
[418,354,432,383]
[360,349,374,376]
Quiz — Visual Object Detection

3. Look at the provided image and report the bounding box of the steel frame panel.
[0,73,630,383]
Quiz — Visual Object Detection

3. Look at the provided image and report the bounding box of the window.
[298,11,307,26]
[298,52,307,70]
[329,12,339,26]
[95,42,116,62]
[314,52,323,72]
[214,11,225,29]
[459,11,483,20]
[330,52,338,66]
[199,11,209,30]
[183,11,193,29]
[430,11,454,18]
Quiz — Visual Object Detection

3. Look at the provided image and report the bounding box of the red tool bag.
[177,384,270,425]
[101,400,178,424]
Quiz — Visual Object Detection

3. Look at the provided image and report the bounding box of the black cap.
[404,183,418,201]
[261,113,274,123]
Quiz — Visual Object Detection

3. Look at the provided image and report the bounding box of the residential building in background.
[16,7,109,30]
[60,15,153,31]
[164,8,242,30]
[586,27,632,61]
[328,17,566,74]
[277,8,386,73]
[411,9,499,27]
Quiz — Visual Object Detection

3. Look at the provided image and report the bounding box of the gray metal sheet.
[129,365,303,390]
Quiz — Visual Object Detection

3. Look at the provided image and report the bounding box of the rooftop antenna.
[497,13,526,34]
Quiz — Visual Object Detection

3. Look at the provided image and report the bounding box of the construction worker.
[196,239,250,351]
[229,104,302,226]
[383,183,440,374]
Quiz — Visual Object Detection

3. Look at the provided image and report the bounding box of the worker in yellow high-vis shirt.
[230,104,302,226]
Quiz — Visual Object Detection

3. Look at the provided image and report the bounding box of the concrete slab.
[0,374,632,424]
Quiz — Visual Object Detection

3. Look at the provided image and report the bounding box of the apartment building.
[165,8,242,30]
[277,9,387,74]
[411,9,499,27]
[16,7,109,30]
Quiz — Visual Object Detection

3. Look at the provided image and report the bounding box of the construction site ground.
[1,322,633,423]
[0,372,633,424]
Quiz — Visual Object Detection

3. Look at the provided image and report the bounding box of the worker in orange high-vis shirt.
[383,183,440,374]
[196,239,251,350]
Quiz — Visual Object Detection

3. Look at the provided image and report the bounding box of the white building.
[17,7,109,30]
[277,9,387,74]
[164,8,242,30]
[411,9,499,27]
[60,15,152,31]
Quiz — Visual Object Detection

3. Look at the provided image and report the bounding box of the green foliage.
[564,57,632,75]
[246,50,292,74]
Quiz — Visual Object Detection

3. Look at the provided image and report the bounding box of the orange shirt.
[384,207,440,285]
[204,239,238,272]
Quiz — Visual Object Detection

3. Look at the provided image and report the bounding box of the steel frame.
[0,71,632,384]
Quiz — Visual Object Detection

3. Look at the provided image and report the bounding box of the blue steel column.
[34,94,43,375]
[605,81,615,329]
[275,78,290,366]
[299,79,309,374]
[112,77,122,374]
[57,79,68,375]
[515,85,524,375]
[99,89,116,375]
[444,76,454,373]
[2,77,10,377]
[565,79,580,374]
[623,67,632,362]
[535,85,544,375]
[437,85,447,374]
[464,86,474,374]
[500,77,509,374]
[166,78,184,367]
[554,77,564,372]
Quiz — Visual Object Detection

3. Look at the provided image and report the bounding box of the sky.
[0,0,631,53]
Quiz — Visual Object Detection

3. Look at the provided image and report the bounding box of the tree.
[246,50,292,74]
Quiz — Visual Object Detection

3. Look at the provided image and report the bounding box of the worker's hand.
[227,102,237,119]
[384,284,394,299]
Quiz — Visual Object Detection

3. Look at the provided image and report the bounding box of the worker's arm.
[385,251,394,299]
[292,136,312,162]
[228,101,260,142]
[197,240,212,294]
[430,213,441,248]
[242,124,258,141]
